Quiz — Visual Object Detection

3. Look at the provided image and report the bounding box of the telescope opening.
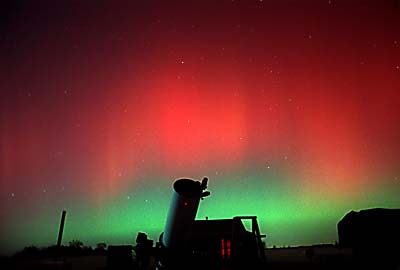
[173,179,202,198]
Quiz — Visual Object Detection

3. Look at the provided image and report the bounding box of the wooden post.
[57,210,67,247]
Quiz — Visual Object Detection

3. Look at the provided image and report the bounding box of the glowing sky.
[1,0,400,255]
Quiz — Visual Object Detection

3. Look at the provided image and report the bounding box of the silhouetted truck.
[338,208,400,269]
[157,177,266,269]
[188,216,266,268]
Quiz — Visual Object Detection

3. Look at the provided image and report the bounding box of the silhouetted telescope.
[156,177,267,269]
[161,177,210,250]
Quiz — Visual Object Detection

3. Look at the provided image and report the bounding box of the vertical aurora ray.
[1,0,400,255]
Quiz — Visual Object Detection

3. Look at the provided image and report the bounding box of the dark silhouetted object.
[135,232,153,270]
[95,242,107,254]
[305,247,314,262]
[157,177,210,269]
[338,208,400,269]
[189,216,266,268]
[157,177,266,269]
[57,210,67,247]
[107,245,133,269]
[68,240,83,249]
[161,177,210,250]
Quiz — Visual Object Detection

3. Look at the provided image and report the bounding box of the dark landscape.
[1,243,398,269]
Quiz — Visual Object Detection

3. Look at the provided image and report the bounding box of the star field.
[1,0,400,255]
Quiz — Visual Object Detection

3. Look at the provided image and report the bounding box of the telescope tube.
[162,178,209,249]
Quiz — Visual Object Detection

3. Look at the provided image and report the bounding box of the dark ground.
[1,246,399,270]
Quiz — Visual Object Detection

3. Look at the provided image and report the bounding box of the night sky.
[1,0,400,255]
